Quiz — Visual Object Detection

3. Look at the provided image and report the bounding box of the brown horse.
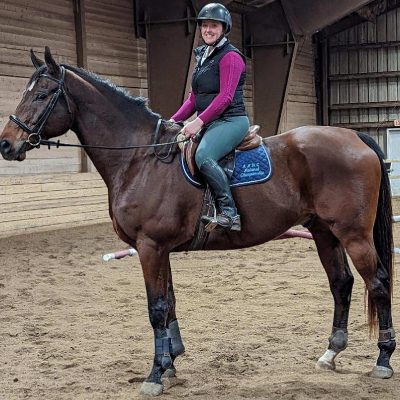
[0,47,395,396]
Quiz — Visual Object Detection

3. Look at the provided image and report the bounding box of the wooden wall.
[85,0,148,97]
[0,0,146,237]
[0,172,108,238]
[280,36,317,132]
[0,0,81,175]
[230,12,254,124]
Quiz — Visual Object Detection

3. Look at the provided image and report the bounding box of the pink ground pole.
[103,229,314,261]
[275,229,313,240]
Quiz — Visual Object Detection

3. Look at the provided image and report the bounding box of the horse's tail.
[357,132,394,333]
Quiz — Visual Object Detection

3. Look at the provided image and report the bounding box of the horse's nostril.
[0,139,12,155]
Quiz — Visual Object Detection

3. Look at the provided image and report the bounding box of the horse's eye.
[35,92,48,101]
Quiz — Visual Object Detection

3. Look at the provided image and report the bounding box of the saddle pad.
[180,144,273,188]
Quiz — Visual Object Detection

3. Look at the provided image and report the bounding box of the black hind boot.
[199,159,241,231]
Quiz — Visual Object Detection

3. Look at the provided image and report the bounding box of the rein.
[9,67,189,158]
[40,118,188,164]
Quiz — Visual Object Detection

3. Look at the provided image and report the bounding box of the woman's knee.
[195,147,208,168]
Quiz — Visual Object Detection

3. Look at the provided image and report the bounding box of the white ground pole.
[393,216,400,254]
[386,157,400,254]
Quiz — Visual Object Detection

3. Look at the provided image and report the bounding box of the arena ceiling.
[196,0,374,35]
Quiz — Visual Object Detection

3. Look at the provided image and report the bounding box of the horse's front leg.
[163,261,185,378]
[137,242,174,396]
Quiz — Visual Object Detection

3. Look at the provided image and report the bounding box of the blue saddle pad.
[180,144,273,188]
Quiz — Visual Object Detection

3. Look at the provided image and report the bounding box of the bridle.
[8,66,188,161]
[9,66,72,148]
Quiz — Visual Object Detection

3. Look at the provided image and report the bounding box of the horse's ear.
[30,49,44,70]
[44,46,61,77]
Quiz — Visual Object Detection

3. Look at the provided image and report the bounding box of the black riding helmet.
[197,3,232,35]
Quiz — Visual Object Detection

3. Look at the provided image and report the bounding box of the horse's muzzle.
[0,139,27,161]
[0,139,12,155]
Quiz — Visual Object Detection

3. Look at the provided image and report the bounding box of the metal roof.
[226,0,374,35]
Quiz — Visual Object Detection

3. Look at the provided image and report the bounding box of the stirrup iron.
[204,202,218,232]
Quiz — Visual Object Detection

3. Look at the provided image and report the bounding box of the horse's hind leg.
[309,221,354,371]
[163,261,185,378]
[342,235,396,378]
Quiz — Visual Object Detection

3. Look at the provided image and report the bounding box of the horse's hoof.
[139,382,164,396]
[315,359,336,371]
[163,367,176,378]
[370,365,393,379]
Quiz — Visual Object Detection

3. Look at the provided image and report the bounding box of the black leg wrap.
[377,340,396,368]
[377,328,396,369]
[155,337,173,370]
[328,327,348,352]
[167,320,185,357]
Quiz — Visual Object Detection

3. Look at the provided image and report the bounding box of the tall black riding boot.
[199,159,241,231]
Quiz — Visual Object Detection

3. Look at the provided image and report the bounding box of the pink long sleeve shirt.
[171,51,245,125]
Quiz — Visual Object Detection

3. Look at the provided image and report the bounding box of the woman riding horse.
[0,45,396,397]
[170,3,249,231]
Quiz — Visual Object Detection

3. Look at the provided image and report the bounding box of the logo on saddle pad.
[241,162,263,178]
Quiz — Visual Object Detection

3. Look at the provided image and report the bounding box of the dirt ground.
[1,200,400,400]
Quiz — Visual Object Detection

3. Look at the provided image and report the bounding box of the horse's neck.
[68,72,157,187]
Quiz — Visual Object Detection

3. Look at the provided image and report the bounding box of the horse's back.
[268,125,380,182]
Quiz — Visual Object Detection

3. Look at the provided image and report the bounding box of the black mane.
[62,64,160,119]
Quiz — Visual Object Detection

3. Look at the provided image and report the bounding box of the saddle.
[178,125,262,177]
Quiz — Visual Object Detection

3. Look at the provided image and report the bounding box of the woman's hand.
[182,117,204,138]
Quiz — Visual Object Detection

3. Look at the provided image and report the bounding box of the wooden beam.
[321,39,329,125]
[330,40,400,51]
[278,41,298,133]
[331,101,400,110]
[73,0,87,69]
[330,71,400,81]
[73,0,90,173]
[333,122,396,128]
[184,28,200,103]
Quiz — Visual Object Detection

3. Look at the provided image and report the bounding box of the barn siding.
[0,0,81,175]
[85,0,147,97]
[230,12,254,124]
[326,7,400,151]
[280,36,317,133]
[0,0,146,237]
[0,172,108,238]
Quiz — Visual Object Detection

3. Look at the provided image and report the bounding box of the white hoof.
[370,366,393,379]
[163,367,176,378]
[139,382,164,396]
[316,349,338,371]
[315,359,336,371]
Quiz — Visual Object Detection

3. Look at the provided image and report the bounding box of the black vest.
[192,41,247,119]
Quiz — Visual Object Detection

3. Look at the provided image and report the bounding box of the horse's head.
[0,47,74,161]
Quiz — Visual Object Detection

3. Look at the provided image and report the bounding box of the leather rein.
[9,66,188,159]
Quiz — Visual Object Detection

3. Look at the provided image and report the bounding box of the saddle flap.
[184,138,200,177]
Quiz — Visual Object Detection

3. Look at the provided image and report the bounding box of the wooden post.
[322,39,329,125]
[277,39,298,133]
[73,0,90,172]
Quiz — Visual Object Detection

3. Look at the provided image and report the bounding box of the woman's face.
[200,20,224,45]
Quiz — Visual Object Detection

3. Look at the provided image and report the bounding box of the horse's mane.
[62,64,160,120]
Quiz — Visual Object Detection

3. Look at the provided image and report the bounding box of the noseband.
[9,66,72,147]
